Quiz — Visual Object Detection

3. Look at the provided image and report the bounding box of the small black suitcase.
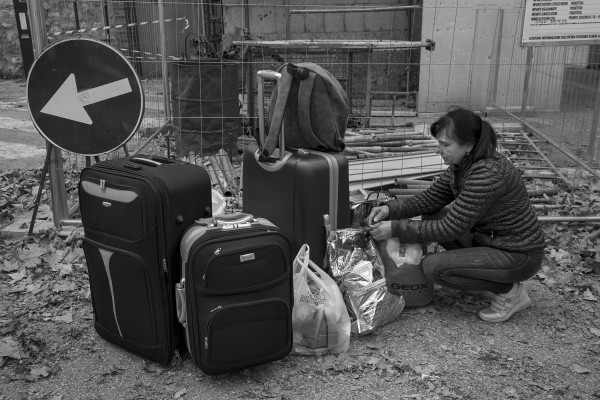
[242,70,350,269]
[79,155,212,363]
[176,213,293,375]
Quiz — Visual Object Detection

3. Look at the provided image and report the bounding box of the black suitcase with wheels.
[176,213,293,375]
[242,70,350,269]
[79,155,212,363]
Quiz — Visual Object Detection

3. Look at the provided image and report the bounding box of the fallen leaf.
[583,289,597,301]
[19,245,47,262]
[413,364,436,376]
[30,366,50,378]
[321,356,336,371]
[0,337,23,359]
[55,312,73,323]
[53,282,76,292]
[8,271,26,283]
[1,260,19,273]
[174,388,187,398]
[143,360,171,374]
[570,364,591,374]
[502,387,518,398]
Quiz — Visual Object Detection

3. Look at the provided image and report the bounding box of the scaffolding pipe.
[290,5,422,14]
[518,131,571,188]
[492,105,600,180]
[538,216,600,223]
[232,39,431,50]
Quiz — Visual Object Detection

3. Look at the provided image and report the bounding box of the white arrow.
[40,73,132,125]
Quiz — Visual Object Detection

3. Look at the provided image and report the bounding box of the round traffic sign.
[27,38,144,156]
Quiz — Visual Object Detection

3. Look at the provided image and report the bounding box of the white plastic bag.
[292,244,351,355]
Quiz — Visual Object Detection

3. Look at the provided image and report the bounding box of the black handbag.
[350,192,390,228]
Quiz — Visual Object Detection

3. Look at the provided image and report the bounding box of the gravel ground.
[1,238,599,400]
[1,78,599,400]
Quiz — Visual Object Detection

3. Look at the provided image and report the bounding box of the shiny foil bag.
[346,276,406,335]
[327,228,382,278]
[326,229,405,335]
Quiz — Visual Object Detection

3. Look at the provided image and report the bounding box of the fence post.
[487,9,504,106]
[588,81,600,164]
[26,0,69,230]
[520,46,534,119]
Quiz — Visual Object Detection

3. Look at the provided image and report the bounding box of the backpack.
[261,62,349,159]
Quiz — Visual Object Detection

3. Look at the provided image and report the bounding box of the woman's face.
[435,128,472,165]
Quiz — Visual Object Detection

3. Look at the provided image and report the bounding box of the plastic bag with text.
[376,238,433,307]
[292,244,351,355]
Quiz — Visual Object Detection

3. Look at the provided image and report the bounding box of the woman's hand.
[366,205,390,227]
[369,221,392,241]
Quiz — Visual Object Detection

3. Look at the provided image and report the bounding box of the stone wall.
[0,0,22,78]
[0,1,106,78]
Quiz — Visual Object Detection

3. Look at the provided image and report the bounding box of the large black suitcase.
[176,213,293,375]
[79,155,212,363]
[242,70,350,269]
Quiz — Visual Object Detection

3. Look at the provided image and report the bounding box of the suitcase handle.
[213,212,255,226]
[128,155,176,167]
[150,155,176,164]
[130,157,162,167]
[257,70,285,162]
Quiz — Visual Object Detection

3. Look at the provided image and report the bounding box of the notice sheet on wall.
[521,0,600,46]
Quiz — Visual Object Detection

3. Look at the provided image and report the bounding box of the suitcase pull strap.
[257,70,287,162]
[175,281,187,325]
[175,281,192,353]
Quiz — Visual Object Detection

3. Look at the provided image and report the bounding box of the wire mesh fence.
[1,0,600,224]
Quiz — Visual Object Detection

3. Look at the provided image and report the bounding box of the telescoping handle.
[257,70,285,161]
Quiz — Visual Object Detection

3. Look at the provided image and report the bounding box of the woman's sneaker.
[478,283,532,322]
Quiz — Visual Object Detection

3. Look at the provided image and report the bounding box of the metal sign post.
[26,0,69,231]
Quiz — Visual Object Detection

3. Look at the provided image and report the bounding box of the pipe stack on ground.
[343,130,438,157]
[198,149,240,197]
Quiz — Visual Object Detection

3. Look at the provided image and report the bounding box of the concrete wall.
[418,0,500,113]
[221,0,422,108]
[418,0,572,113]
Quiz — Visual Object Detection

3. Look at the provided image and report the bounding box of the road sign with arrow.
[27,38,144,155]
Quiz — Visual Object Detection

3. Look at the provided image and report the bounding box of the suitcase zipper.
[89,164,171,278]
[203,299,288,362]
[197,241,289,294]
[81,177,148,235]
